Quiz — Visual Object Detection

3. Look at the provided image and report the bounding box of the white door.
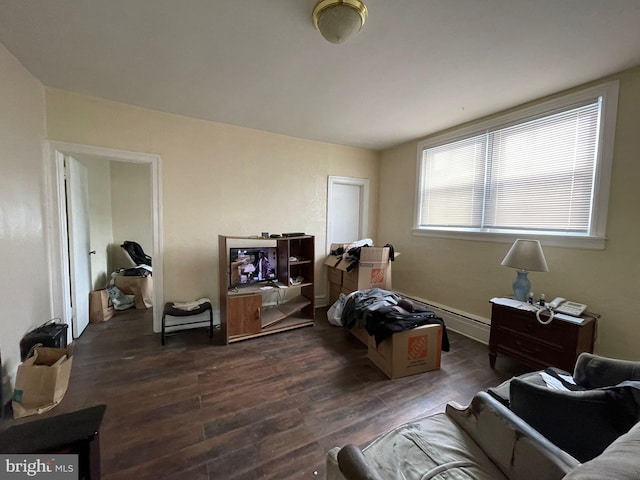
[327,176,370,250]
[65,156,92,338]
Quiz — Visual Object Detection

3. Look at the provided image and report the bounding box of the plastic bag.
[107,286,136,310]
[327,294,347,327]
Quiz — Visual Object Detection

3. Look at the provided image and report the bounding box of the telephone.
[548,297,587,317]
[536,297,587,325]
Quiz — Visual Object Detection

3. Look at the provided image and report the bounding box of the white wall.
[0,43,48,395]
[44,89,381,312]
[109,161,152,272]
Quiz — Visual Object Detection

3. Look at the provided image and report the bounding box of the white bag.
[327,294,347,327]
[107,286,136,310]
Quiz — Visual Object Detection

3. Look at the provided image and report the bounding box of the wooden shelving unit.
[218,235,315,344]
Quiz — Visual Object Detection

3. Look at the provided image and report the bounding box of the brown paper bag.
[89,289,114,322]
[12,346,73,418]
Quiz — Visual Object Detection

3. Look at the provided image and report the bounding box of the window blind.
[418,99,601,234]
[420,134,487,227]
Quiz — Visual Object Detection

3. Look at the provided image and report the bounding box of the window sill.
[412,228,606,250]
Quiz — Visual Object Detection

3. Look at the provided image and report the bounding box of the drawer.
[494,330,569,370]
[327,267,343,286]
[492,312,573,349]
[489,302,596,372]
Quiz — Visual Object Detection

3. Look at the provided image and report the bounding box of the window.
[414,82,618,249]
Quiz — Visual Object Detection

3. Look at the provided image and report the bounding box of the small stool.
[161,301,213,345]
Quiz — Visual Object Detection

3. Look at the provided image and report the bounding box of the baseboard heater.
[400,293,491,345]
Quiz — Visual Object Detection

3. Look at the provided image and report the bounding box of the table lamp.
[501,239,548,301]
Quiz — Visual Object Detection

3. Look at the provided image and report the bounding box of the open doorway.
[327,176,370,250]
[46,142,164,340]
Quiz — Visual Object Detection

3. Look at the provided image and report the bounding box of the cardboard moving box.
[349,327,369,345]
[367,324,442,379]
[325,243,399,344]
[324,244,397,300]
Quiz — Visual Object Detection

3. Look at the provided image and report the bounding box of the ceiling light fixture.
[312,0,368,44]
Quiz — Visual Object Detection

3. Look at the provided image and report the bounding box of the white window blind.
[418,99,602,235]
[420,134,486,228]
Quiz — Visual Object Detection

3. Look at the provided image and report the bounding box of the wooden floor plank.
[3,306,530,479]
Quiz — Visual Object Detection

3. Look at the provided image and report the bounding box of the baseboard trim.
[398,292,491,345]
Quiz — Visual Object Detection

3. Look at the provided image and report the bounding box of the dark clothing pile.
[341,288,450,351]
[341,288,402,329]
[366,303,450,350]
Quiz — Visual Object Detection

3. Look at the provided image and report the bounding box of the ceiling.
[1,1,640,151]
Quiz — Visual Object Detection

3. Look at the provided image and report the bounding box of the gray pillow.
[510,377,634,462]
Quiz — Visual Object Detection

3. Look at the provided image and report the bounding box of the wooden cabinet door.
[227,295,262,337]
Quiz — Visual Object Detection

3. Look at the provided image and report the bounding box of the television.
[229,247,278,288]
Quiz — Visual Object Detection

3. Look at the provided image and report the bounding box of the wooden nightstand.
[489,301,598,372]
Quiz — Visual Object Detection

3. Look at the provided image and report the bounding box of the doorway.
[326,176,370,251]
[47,142,164,339]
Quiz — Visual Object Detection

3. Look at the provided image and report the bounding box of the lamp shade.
[501,239,549,272]
[313,0,368,44]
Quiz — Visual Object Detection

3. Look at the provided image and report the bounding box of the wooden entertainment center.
[218,235,315,344]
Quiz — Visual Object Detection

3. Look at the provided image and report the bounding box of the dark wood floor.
[11,307,529,479]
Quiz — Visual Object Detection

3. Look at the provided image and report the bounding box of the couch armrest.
[447,392,579,480]
[336,444,385,480]
[573,352,640,389]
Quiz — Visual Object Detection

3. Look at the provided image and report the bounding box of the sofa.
[488,352,640,462]
[325,391,640,480]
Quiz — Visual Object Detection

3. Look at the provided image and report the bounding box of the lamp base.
[512,270,531,302]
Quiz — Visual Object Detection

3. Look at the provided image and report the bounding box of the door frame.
[45,141,164,336]
[326,176,370,253]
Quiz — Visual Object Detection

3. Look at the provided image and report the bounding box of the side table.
[0,404,106,479]
[489,301,598,372]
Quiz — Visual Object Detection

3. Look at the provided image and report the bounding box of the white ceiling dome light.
[312,0,368,44]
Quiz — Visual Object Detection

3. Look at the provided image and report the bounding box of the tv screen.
[229,247,278,287]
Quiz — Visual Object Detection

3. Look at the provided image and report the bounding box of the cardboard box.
[325,243,397,292]
[327,266,343,286]
[367,324,442,379]
[324,243,392,268]
[349,327,369,345]
[341,262,392,291]
[324,245,344,268]
[89,289,114,323]
[329,282,342,305]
